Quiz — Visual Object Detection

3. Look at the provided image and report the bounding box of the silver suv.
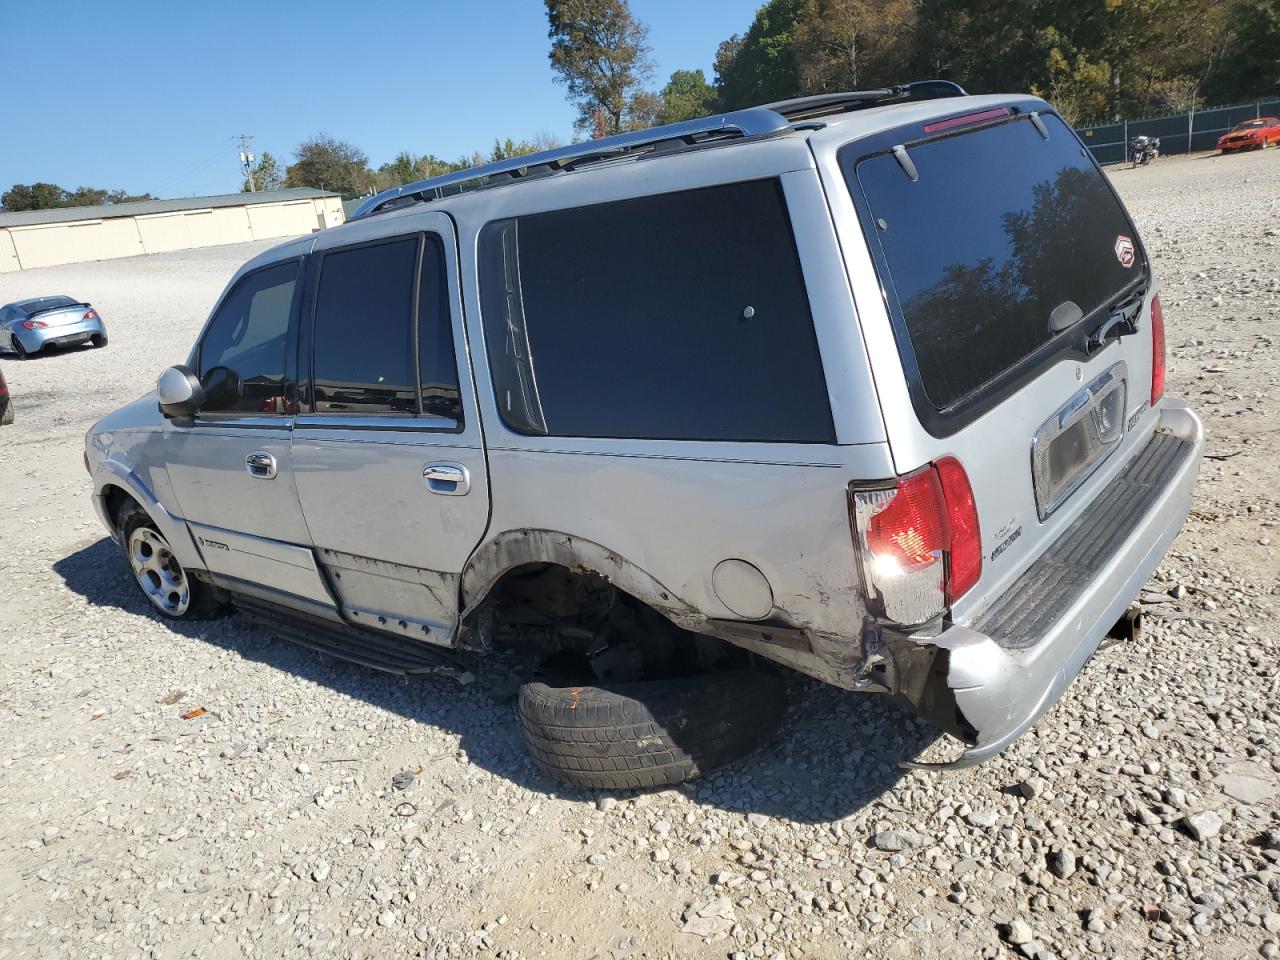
[85,83,1203,785]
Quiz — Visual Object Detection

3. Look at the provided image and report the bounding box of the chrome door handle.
[423,461,470,496]
[245,451,278,479]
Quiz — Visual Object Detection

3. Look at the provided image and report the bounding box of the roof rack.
[760,80,967,122]
[349,79,968,221]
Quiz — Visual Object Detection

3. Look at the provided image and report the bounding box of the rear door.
[291,214,488,645]
[830,106,1159,618]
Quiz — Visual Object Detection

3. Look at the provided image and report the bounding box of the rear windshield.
[24,296,83,317]
[850,112,1144,411]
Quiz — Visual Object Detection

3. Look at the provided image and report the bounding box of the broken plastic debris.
[181,707,207,720]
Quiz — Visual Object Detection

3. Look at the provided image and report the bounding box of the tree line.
[0,183,154,212]
[7,0,1275,208]
[548,0,1279,134]
[243,132,565,198]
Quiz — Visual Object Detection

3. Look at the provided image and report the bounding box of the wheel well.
[463,562,735,682]
[101,484,138,530]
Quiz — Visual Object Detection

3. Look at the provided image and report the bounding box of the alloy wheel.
[127,527,191,616]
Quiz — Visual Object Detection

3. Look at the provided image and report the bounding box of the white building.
[0,188,345,272]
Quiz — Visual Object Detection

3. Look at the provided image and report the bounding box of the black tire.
[12,337,29,360]
[518,669,786,790]
[92,334,108,348]
[115,501,228,620]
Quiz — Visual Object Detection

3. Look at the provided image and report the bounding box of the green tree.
[1,183,67,210]
[658,69,718,123]
[1206,0,1280,100]
[63,186,110,206]
[243,151,283,192]
[106,189,155,204]
[623,89,663,130]
[545,0,655,135]
[713,0,805,109]
[489,132,563,161]
[795,0,919,92]
[284,135,373,196]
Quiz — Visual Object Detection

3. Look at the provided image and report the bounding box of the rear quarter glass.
[845,112,1147,423]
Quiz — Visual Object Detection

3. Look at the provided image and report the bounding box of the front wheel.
[117,502,227,619]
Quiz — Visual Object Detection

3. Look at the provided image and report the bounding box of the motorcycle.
[1130,134,1160,167]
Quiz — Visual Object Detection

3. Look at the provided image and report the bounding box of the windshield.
[1232,120,1265,130]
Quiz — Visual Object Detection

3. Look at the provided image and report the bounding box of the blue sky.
[2,0,761,199]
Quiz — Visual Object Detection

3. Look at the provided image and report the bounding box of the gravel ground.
[1,150,1277,960]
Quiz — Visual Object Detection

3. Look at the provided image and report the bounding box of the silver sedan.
[1,295,108,359]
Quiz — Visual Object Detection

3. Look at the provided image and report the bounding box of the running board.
[234,595,466,676]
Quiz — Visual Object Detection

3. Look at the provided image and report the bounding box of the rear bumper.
[15,317,106,351]
[904,399,1203,767]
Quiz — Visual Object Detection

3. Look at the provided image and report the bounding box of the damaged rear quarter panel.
[462,441,897,678]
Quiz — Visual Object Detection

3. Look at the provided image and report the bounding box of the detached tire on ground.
[518,669,786,790]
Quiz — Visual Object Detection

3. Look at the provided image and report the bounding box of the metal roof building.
[0,188,344,272]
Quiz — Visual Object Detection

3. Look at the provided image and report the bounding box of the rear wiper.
[1087,286,1146,354]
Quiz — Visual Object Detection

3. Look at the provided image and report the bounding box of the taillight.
[83,309,99,321]
[935,457,981,599]
[1150,293,1165,406]
[19,320,48,330]
[851,458,982,626]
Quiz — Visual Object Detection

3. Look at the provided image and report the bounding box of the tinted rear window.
[851,113,1143,411]
[478,180,833,442]
[24,296,82,317]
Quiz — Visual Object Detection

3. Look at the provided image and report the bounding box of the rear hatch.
[836,105,1160,622]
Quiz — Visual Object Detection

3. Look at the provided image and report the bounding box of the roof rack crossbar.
[350,108,792,220]
[349,79,968,220]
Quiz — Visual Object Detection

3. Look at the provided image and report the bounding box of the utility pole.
[237,134,256,192]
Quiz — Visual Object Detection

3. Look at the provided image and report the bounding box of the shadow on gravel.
[55,536,934,822]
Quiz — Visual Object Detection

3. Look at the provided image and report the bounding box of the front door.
[291,216,489,645]
[164,258,335,612]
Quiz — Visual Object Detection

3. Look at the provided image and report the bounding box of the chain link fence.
[1076,97,1280,165]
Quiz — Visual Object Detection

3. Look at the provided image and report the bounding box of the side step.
[234,595,466,676]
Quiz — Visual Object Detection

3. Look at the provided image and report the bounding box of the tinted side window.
[199,261,298,414]
[418,236,462,423]
[478,180,834,443]
[312,238,418,414]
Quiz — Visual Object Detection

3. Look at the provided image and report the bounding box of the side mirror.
[157,365,205,418]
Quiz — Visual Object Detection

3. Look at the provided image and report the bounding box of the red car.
[1217,117,1280,152]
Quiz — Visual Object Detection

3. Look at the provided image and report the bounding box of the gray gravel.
[1,149,1277,959]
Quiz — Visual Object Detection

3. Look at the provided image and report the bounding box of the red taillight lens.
[83,309,99,321]
[865,469,948,574]
[1150,293,1165,406]
[19,320,48,330]
[935,457,981,600]
[852,457,982,626]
